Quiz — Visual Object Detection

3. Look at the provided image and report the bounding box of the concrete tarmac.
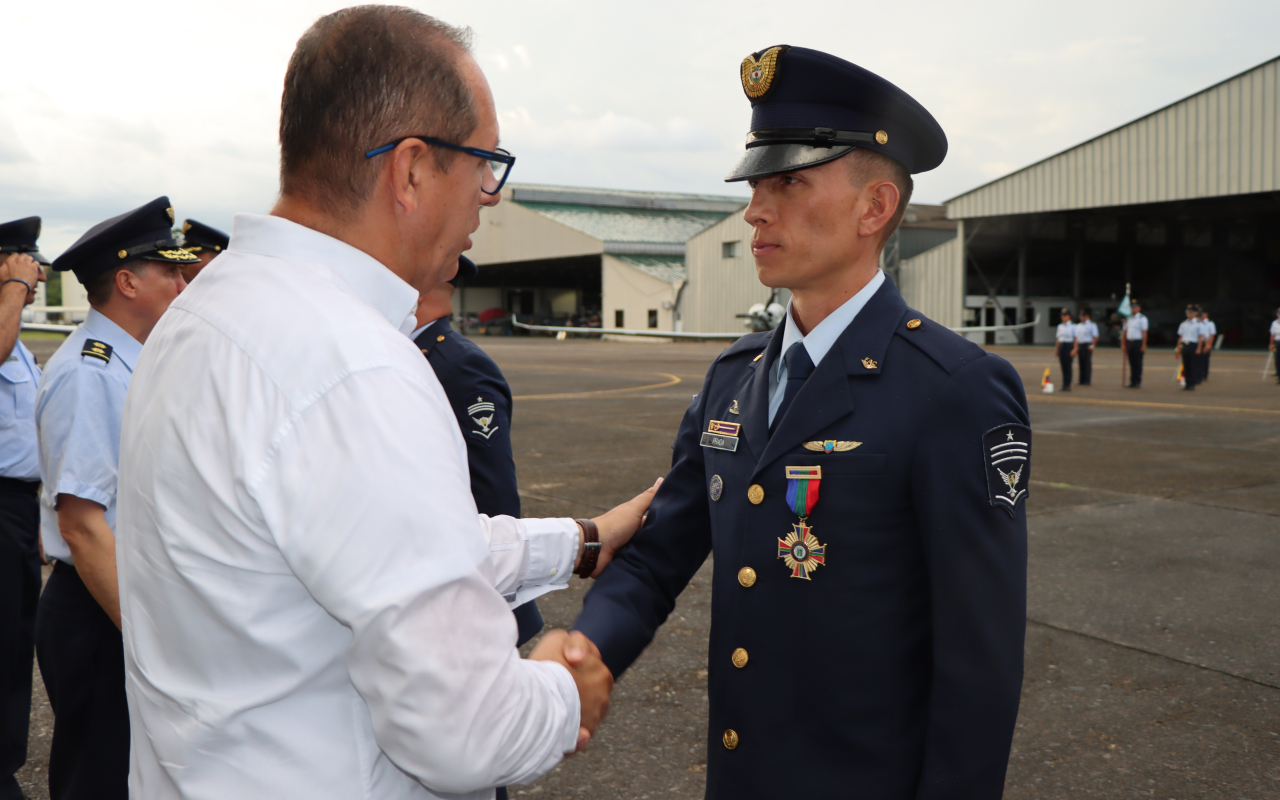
[13,336,1279,799]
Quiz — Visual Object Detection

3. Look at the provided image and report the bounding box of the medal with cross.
[778,466,827,580]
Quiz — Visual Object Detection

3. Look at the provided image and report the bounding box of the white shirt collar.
[230,213,419,334]
[779,269,886,370]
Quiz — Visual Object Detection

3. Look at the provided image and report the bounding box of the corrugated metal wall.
[467,189,603,264]
[602,254,679,333]
[683,211,790,333]
[897,236,963,327]
[948,57,1280,219]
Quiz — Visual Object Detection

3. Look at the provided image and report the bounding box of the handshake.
[526,477,662,752]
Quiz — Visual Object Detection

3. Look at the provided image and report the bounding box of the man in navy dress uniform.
[178,219,230,284]
[0,218,48,800]
[411,255,544,647]
[411,255,543,800]
[36,197,195,800]
[575,46,1029,799]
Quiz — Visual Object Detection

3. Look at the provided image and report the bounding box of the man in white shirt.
[1074,308,1099,386]
[117,8,654,799]
[1176,305,1202,390]
[1055,309,1077,391]
[1270,308,1280,385]
[1199,308,1217,381]
[1123,301,1148,388]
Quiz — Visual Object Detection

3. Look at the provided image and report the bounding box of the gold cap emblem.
[861,357,879,369]
[741,46,786,99]
[906,318,922,329]
[166,206,175,223]
[117,249,127,259]
[875,130,889,145]
[182,220,191,233]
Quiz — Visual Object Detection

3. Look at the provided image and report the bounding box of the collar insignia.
[861,357,878,369]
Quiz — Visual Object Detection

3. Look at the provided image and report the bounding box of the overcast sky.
[3,0,1277,257]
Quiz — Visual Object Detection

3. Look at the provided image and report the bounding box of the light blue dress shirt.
[1074,320,1099,344]
[767,269,885,426]
[35,308,141,564]
[1,338,41,480]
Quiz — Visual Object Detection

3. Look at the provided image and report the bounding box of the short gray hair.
[279,5,477,218]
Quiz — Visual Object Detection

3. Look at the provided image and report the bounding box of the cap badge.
[182,220,192,233]
[166,206,175,224]
[741,46,786,99]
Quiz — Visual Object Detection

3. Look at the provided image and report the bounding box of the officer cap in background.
[726,45,947,182]
[0,217,51,267]
[53,197,199,284]
[181,219,230,253]
[449,254,478,287]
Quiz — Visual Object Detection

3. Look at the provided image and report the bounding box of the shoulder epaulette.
[81,339,113,363]
[895,312,986,376]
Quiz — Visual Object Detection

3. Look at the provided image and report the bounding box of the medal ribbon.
[784,466,821,518]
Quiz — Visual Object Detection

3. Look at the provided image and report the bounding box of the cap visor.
[724,144,855,182]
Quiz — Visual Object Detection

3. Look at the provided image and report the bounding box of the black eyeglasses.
[364,136,515,195]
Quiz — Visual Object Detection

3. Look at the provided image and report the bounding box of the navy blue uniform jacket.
[574,279,1029,799]
[415,318,543,646]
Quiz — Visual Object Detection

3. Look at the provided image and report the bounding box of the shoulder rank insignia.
[803,440,860,453]
[81,339,112,363]
[466,393,499,442]
[983,424,1031,517]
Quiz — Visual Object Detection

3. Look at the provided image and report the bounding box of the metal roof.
[947,55,1280,219]
[509,183,747,214]
[517,201,730,255]
[611,254,687,284]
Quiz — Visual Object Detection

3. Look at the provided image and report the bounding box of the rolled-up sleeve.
[254,366,580,793]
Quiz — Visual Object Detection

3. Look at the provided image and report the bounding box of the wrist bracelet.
[574,518,600,579]
[1,278,33,294]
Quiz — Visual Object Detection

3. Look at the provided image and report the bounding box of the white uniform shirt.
[1074,320,1099,345]
[1055,322,1076,343]
[1125,313,1148,340]
[0,339,40,480]
[1203,319,1216,341]
[1177,318,1201,345]
[117,214,581,800]
[1271,318,1280,341]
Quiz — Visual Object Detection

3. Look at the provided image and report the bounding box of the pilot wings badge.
[467,393,500,442]
[983,424,1031,517]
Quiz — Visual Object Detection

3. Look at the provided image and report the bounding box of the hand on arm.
[56,494,121,628]
[577,477,662,578]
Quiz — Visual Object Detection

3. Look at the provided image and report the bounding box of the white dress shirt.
[1055,322,1076,343]
[117,214,581,800]
[1125,313,1148,340]
[1074,319,1099,345]
[1177,318,1201,345]
[767,269,884,425]
[1271,318,1280,341]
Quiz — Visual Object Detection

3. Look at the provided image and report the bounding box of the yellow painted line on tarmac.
[513,372,682,401]
[1029,395,1280,415]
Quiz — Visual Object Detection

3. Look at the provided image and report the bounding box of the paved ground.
[14,335,1280,799]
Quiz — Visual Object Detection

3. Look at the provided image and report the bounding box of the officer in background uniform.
[1199,307,1216,381]
[1176,305,1201,390]
[177,219,229,284]
[0,218,48,800]
[36,197,195,800]
[411,255,543,800]
[1270,308,1280,385]
[1055,309,1077,391]
[1075,307,1098,386]
[575,46,1028,799]
[1124,300,1148,388]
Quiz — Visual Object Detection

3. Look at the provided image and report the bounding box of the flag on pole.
[1177,363,1185,388]
[1117,283,1132,318]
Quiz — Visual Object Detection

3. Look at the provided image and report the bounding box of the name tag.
[700,432,740,452]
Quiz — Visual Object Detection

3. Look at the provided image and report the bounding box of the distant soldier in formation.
[36,197,195,800]
[177,219,230,284]
[0,218,48,800]
[1123,300,1148,388]
[1199,307,1216,381]
[1270,307,1280,385]
[1055,309,1077,391]
[1176,304,1202,390]
[1074,307,1098,386]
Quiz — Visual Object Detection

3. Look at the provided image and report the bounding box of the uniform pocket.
[813,454,887,476]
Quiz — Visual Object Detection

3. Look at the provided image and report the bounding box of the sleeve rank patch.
[81,339,113,363]
[983,423,1030,518]
[466,392,499,442]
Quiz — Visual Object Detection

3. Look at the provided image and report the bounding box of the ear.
[857,179,900,241]
[389,139,436,217]
[116,265,141,300]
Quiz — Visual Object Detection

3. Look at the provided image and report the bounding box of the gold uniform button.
[907,318,922,330]
[747,484,764,504]
[436,335,446,342]
[875,130,889,145]
[737,567,757,587]
[723,729,739,750]
[117,250,127,259]
[731,648,749,668]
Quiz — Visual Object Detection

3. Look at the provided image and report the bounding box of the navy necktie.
[770,342,815,435]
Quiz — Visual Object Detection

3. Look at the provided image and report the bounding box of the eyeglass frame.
[364,135,515,195]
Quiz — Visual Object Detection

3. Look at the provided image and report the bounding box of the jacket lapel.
[752,278,908,477]
[733,327,783,463]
